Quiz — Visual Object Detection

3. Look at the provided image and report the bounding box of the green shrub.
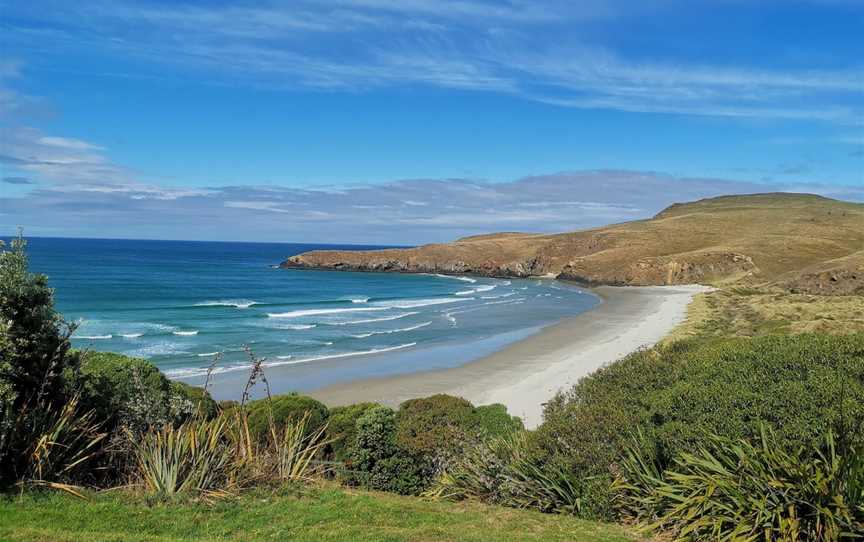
[345,405,430,495]
[470,404,523,438]
[246,393,328,441]
[0,234,78,408]
[327,402,380,461]
[0,234,80,486]
[615,427,864,540]
[395,394,476,467]
[74,352,214,433]
[534,334,864,479]
[430,431,611,519]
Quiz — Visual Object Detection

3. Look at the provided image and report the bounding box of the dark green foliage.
[327,402,380,461]
[246,393,329,441]
[470,404,524,438]
[615,427,864,540]
[0,234,81,486]
[534,334,864,479]
[431,431,612,520]
[0,233,78,408]
[395,394,477,467]
[344,397,525,495]
[74,352,214,433]
[344,405,430,495]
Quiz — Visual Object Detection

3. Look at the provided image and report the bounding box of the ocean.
[22,237,599,396]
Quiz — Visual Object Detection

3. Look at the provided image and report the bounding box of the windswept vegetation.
[4,201,864,542]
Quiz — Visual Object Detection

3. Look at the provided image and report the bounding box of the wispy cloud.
[2,1,861,121]
[3,148,863,243]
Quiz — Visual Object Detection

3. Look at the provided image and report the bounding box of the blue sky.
[1,0,862,243]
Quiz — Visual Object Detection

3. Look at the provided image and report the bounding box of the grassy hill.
[283,193,864,294]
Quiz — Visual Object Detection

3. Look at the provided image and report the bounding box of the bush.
[470,404,523,438]
[615,427,864,540]
[327,402,380,461]
[0,234,80,486]
[345,405,430,495]
[430,431,611,519]
[534,334,864,479]
[74,352,214,433]
[0,234,78,408]
[245,393,328,441]
[395,394,476,468]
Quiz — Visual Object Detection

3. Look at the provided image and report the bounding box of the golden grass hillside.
[283,193,864,293]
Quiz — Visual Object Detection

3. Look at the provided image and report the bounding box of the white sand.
[461,285,711,428]
[310,284,711,427]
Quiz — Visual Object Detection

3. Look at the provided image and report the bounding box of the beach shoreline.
[308,284,710,428]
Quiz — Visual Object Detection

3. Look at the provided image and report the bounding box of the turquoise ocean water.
[22,237,599,396]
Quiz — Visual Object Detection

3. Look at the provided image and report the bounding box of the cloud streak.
[2,1,861,121]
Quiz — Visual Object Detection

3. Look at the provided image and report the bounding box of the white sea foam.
[434,274,476,283]
[481,292,515,299]
[195,299,258,309]
[76,334,113,340]
[326,312,419,325]
[373,297,469,309]
[455,284,496,296]
[173,330,199,336]
[272,343,417,367]
[348,297,369,303]
[197,352,220,357]
[164,363,247,378]
[127,341,190,358]
[119,333,144,339]
[278,324,317,330]
[351,321,431,339]
[267,307,386,318]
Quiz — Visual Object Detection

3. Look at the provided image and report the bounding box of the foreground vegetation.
[2,232,863,540]
[0,487,635,542]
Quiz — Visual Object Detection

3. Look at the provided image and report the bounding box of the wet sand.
[308,284,709,428]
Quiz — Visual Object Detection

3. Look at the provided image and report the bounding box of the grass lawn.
[0,487,637,542]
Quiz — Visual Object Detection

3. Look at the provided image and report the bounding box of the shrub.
[74,352,214,433]
[245,393,328,441]
[470,404,523,438]
[0,233,78,408]
[327,402,380,461]
[0,234,80,486]
[534,334,864,479]
[615,427,864,540]
[395,394,476,468]
[430,431,611,519]
[345,405,430,495]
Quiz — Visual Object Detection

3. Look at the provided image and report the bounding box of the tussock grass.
[667,287,864,341]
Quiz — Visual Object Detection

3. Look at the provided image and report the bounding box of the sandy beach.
[309,284,709,428]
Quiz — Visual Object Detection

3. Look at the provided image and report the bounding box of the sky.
[0,0,862,244]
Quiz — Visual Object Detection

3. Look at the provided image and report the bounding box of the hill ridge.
[282,193,864,294]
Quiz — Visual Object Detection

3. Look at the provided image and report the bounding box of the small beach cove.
[307,284,710,428]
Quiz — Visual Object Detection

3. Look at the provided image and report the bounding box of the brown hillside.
[281,193,864,293]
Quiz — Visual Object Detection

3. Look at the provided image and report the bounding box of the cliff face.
[281,193,864,292]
